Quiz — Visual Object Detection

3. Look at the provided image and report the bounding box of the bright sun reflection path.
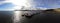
[14,11,23,23]
[7,0,30,23]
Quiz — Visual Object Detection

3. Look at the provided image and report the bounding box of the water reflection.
[0,10,60,23]
[13,11,23,23]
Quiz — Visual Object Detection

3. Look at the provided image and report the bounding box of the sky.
[30,0,60,9]
[0,0,60,11]
[0,0,5,1]
[0,3,15,11]
[0,0,15,11]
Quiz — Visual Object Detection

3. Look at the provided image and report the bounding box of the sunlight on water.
[14,11,23,23]
[10,0,30,23]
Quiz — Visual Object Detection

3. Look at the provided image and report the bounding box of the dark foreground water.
[0,11,13,23]
[0,11,60,23]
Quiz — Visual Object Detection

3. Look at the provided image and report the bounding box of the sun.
[4,0,31,10]
[9,0,30,10]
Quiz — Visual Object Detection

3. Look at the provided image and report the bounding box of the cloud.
[1,0,60,11]
[0,3,15,9]
[0,0,16,11]
[0,0,5,1]
[29,0,60,9]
